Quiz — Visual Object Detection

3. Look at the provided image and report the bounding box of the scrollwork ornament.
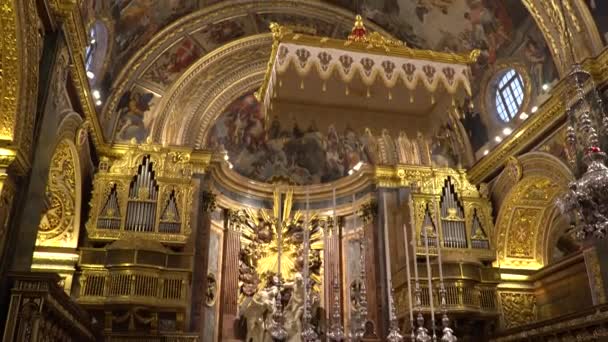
[37,140,78,244]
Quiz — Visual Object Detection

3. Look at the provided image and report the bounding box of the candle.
[403,223,414,330]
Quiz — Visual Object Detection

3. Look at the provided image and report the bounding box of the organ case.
[85,142,195,243]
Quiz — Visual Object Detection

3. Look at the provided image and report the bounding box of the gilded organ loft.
[2,0,608,341]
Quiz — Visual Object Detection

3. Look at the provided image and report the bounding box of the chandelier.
[557,1,608,240]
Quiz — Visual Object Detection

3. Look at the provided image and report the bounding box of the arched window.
[85,26,97,73]
[495,69,525,122]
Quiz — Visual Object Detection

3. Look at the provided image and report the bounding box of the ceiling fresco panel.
[141,35,205,90]
[190,15,258,52]
[253,12,336,37]
[114,84,161,143]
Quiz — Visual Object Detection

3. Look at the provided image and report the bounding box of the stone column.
[191,189,216,335]
[219,209,242,341]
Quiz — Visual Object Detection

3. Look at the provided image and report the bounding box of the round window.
[494,69,525,122]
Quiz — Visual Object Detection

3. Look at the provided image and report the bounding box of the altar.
[206,16,494,341]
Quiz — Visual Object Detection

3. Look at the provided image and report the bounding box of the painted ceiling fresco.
[205,92,471,185]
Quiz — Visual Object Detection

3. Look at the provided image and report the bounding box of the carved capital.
[201,190,217,213]
[226,209,244,232]
[358,200,378,225]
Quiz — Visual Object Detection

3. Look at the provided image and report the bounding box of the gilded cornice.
[48,0,105,152]
[375,164,481,198]
[468,48,608,184]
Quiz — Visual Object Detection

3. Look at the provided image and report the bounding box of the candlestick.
[269,187,287,340]
[382,192,393,297]
[302,188,318,341]
[403,224,415,336]
[383,192,403,341]
[422,223,437,341]
[358,233,368,339]
[436,225,457,342]
[328,276,345,341]
[410,197,430,342]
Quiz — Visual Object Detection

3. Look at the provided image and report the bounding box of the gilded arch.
[494,152,573,269]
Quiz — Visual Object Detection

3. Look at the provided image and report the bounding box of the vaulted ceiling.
[78,0,604,184]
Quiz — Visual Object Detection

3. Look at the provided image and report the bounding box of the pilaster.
[219,209,243,341]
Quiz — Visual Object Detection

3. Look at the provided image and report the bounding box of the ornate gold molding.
[0,0,20,143]
[0,0,42,174]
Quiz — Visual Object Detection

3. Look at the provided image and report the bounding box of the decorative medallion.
[205,273,217,307]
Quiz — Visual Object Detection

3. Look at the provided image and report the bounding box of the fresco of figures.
[206,92,469,185]
[114,86,159,142]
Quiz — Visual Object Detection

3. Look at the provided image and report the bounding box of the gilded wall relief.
[494,153,572,269]
[36,139,81,247]
[499,292,537,329]
[506,208,541,258]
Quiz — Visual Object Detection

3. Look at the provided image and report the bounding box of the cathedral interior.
[2,0,608,341]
